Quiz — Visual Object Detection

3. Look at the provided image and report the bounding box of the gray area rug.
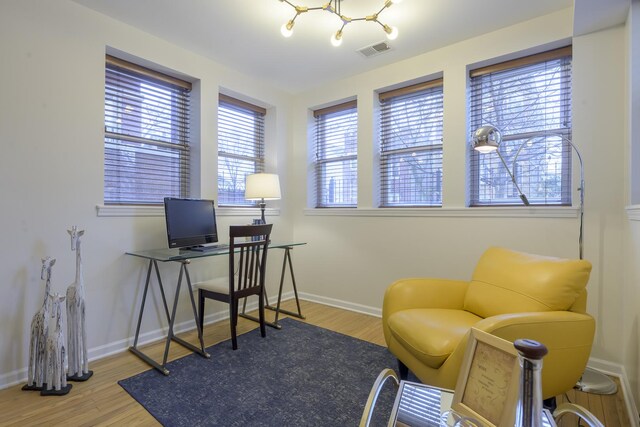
[119,318,399,426]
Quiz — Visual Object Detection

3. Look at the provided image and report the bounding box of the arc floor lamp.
[472,125,616,395]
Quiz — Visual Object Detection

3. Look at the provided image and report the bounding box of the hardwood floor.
[0,300,632,426]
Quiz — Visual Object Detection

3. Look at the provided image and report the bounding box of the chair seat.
[195,277,230,294]
[387,308,482,369]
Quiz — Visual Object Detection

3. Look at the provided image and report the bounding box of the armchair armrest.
[383,278,469,318]
[473,311,595,346]
[474,311,595,399]
[382,278,469,348]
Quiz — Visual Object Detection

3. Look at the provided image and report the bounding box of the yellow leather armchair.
[382,246,595,400]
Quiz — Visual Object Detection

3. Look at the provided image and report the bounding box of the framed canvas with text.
[451,328,520,427]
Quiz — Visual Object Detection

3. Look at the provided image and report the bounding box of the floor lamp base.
[575,367,618,395]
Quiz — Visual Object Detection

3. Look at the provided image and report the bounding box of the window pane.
[218,157,259,206]
[381,150,442,206]
[317,159,358,207]
[217,99,265,206]
[380,83,443,207]
[104,59,190,205]
[469,53,572,206]
[473,135,570,204]
[314,104,358,207]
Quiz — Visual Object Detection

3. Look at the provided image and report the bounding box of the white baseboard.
[0,298,263,391]
[298,291,382,318]
[586,357,639,426]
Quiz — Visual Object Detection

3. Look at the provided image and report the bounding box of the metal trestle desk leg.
[129,259,210,375]
[240,246,305,329]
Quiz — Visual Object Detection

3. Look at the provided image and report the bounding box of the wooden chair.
[196,224,272,350]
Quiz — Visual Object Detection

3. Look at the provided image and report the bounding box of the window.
[379,79,444,207]
[469,46,573,206]
[104,55,191,205]
[217,94,266,206]
[313,101,358,208]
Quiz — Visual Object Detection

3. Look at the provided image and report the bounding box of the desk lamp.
[245,173,281,223]
[472,125,616,395]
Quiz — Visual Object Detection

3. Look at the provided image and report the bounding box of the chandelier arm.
[376,3,390,15]
[282,1,325,13]
[333,21,347,37]
[280,0,297,8]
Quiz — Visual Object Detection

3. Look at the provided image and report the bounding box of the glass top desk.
[125,242,306,375]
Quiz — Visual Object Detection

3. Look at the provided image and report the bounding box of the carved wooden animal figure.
[42,293,71,395]
[23,257,55,390]
[66,226,91,380]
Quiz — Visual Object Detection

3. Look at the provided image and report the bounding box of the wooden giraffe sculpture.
[66,226,92,381]
[41,293,72,396]
[22,257,55,391]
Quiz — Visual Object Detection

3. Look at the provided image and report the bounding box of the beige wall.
[1,0,637,412]
[290,6,631,400]
[0,0,293,387]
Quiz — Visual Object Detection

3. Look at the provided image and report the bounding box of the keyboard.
[190,244,229,252]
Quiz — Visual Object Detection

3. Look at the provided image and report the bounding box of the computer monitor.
[163,198,218,250]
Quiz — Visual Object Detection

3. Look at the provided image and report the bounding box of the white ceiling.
[73,0,628,94]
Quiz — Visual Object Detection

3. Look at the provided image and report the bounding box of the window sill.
[303,206,578,218]
[96,205,280,218]
[626,205,640,221]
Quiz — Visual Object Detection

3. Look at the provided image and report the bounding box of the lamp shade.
[245,173,281,200]
[472,125,502,153]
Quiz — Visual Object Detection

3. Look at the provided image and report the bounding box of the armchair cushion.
[464,247,592,318]
[387,308,482,369]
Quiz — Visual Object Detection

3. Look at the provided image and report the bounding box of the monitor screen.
[164,198,218,249]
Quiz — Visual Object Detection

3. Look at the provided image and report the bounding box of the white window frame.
[468,46,573,207]
[312,101,358,208]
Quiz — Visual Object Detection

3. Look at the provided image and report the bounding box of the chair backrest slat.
[229,224,272,295]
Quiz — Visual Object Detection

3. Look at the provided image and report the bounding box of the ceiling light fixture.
[278,0,401,46]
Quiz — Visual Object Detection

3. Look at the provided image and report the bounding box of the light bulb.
[331,30,343,47]
[281,20,294,38]
[474,145,498,154]
[384,25,398,40]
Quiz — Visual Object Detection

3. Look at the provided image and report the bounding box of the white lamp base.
[575,367,618,395]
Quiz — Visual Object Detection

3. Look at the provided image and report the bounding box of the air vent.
[357,41,391,58]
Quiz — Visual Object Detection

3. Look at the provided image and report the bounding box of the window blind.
[379,79,443,207]
[469,47,572,206]
[218,94,266,206]
[104,55,191,205]
[313,101,358,208]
